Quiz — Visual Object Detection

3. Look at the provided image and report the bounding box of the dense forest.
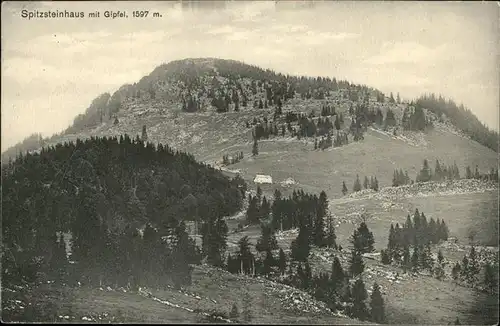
[415,94,498,152]
[1,135,244,289]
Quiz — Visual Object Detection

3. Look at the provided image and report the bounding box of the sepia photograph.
[1,0,499,324]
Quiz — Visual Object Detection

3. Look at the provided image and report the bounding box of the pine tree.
[437,219,449,242]
[370,282,385,323]
[342,181,348,196]
[387,224,396,252]
[381,249,392,265]
[353,174,362,192]
[451,262,461,281]
[335,115,341,130]
[474,165,480,179]
[278,248,287,275]
[331,256,346,289]
[402,246,411,272]
[465,166,473,179]
[351,278,369,320]
[141,125,148,142]
[434,159,443,181]
[313,191,328,247]
[237,236,254,274]
[466,246,480,284]
[291,227,310,262]
[256,223,278,252]
[303,261,312,290]
[252,139,259,156]
[434,249,446,280]
[373,177,379,191]
[246,196,259,224]
[201,216,228,267]
[349,249,365,277]
[483,262,498,294]
[420,244,434,273]
[363,176,369,189]
[263,249,276,275]
[350,221,375,254]
[417,159,432,183]
[411,246,420,272]
[325,214,337,248]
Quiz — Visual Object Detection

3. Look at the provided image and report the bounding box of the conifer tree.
[141,125,148,142]
[420,244,434,273]
[402,246,411,272]
[278,248,287,275]
[370,282,385,323]
[460,255,469,281]
[252,139,259,156]
[237,236,254,274]
[201,216,228,267]
[256,223,278,252]
[381,249,392,265]
[246,196,260,224]
[434,159,443,181]
[363,176,369,189]
[373,177,379,191]
[325,214,337,248]
[432,249,445,280]
[411,246,420,272]
[465,166,473,179]
[263,249,276,275]
[349,249,365,277]
[474,165,480,179]
[466,246,480,284]
[387,224,396,252]
[313,191,328,247]
[303,261,312,290]
[291,227,310,262]
[353,174,362,192]
[483,262,498,294]
[417,159,432,183]
[451,262,461,281]
[351,221,375,254]
[335,115,341,130]
[331,256,346,289]
[351,278,369,320]
[342,181,348,196]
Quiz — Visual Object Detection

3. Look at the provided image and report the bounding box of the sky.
[2,0,499,152]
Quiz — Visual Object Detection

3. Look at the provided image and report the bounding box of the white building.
[254,174,273,184]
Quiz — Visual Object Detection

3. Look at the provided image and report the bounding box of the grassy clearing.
[1,264,366,324]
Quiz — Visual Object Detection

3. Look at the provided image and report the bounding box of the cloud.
[364,41,448,66]
[206,25,235,35]
[300,31,360,45]
[228,1,276,23]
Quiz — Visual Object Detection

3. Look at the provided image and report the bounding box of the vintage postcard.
[1,1,498,324]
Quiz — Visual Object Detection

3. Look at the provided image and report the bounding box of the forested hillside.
[2,135,244,290]
[2,58,497,163]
